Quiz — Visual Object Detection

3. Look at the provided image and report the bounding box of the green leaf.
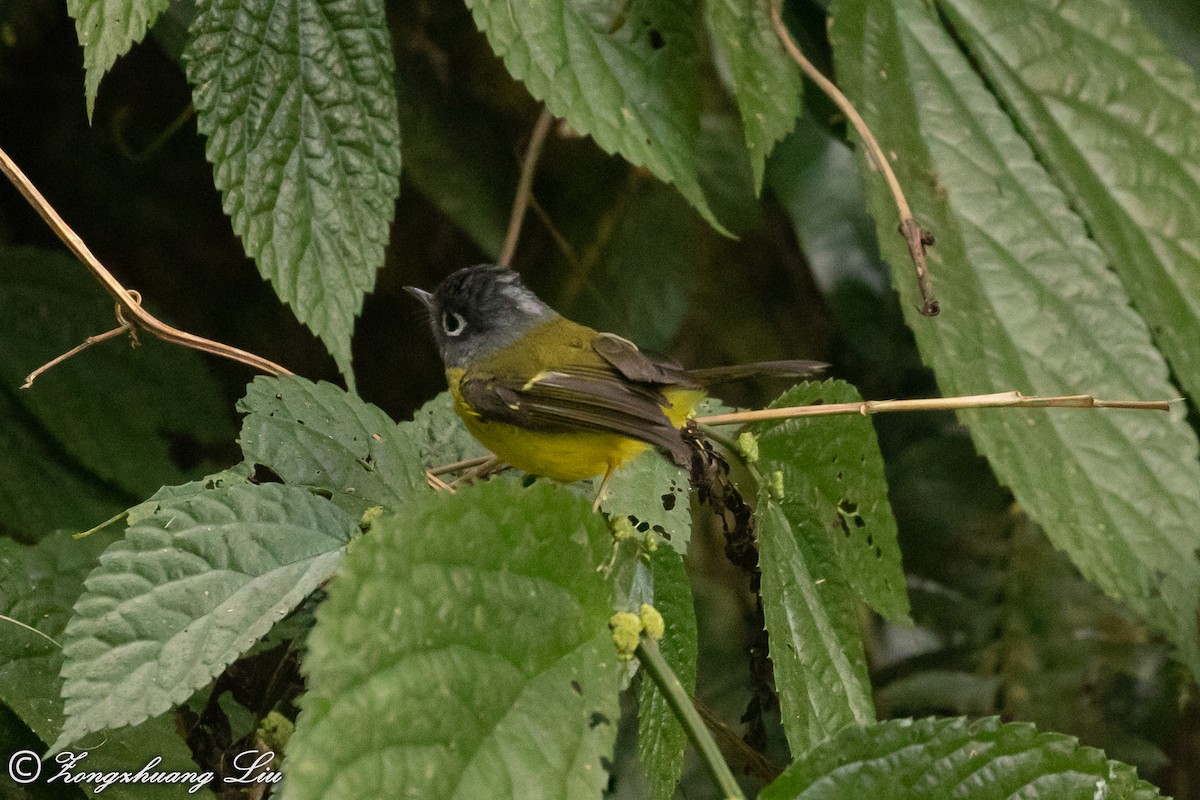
[767,113,889,294]
[237,376,424,514]
[464,0,725,233]
[601,451,692,554]
[755,380,909,622]
[184,0,402,383]
[705,0,803,191]
[937,0,1200,410]
[761,716,1165,800]
[0,532,212,799]
[125,465,253,526]
[53,483,355,752]
[67,0,169,120]
[407,390,489,469]
[0,387,122,538]
[281,479,621,800]
[695,112,762,236]
[565,181,699,353]
[830,0,1200,679]
[636,546,697,800]
[397,72,513,259]
[0,246,233,502]
[757,495,874,754]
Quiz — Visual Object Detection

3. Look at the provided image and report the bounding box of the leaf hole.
[661,492,677,511]
[249,463,283,484]
[648,28,664,49]
[571,680,583,695]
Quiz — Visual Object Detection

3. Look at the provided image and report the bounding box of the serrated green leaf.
[0,533,212,799]
[184,0,402,383]
[464,0,725,233]
[281,479,621,800]
[125,465,253,526]
[0,247,234,503]
[636,546,696,800]
[601,451,692,554]
[761,716,1164,800]
[755,380,908,622]
[237,376,424,514]
[705,0,803,191]
[757,495,874,753]
[67,0,169,120]
[831,0,1200,679]
[938,0,1200,410]
[52,483,355,753]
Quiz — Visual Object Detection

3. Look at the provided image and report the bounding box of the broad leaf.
[407,390,489,469]
[938,0,1200,410]
[464,0,724,232]
[237,376,424,514]
[0,533,211,799]
[0,387,122,538]
[601,451,692,554]
[705,0,803,190]
[565,181,700,354]
[761,716,1164,800]
[0,247,233,503]
[767,114,890,294]
[184,0,402,382]
[831,0,1200,678]
[636,546,697,800]
[53,483,355,752]
[755,380,908,621]
[281,479,621,800]
[757,495,874,753]
[67,0,169,119]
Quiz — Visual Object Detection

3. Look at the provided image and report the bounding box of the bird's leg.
[593,464,616,513]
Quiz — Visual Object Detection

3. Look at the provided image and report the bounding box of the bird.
[406,264,826,507]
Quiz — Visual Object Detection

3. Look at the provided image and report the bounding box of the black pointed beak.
[404,286,433,308]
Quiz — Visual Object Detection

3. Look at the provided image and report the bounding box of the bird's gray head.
[405,264,557,368]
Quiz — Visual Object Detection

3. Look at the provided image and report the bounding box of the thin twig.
[22,323,132,388]
[697,391,1172,426]
[636,638,746,800]
[0,613,62,648]
[427,454,494,477]
[0,145,293,379]
[499,107,555,267]
[769,1,939,316]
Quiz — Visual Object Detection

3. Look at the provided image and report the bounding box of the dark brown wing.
[590,333,697,387]
[459,333,694,467]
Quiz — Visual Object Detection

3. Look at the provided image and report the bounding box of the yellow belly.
[447,370,702,482]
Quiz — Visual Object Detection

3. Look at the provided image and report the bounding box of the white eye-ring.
[442,310,467,337]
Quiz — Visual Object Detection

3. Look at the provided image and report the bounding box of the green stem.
[635,637,746,800]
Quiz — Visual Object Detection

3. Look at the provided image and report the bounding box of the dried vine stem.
[696,391,1171,427]
[0,145,292,382]
[769,1,939,316]
[499,106,555,267]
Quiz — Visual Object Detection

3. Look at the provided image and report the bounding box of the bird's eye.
[442,310,467,337]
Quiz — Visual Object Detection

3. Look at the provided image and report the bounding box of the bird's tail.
[684,359,828,386]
